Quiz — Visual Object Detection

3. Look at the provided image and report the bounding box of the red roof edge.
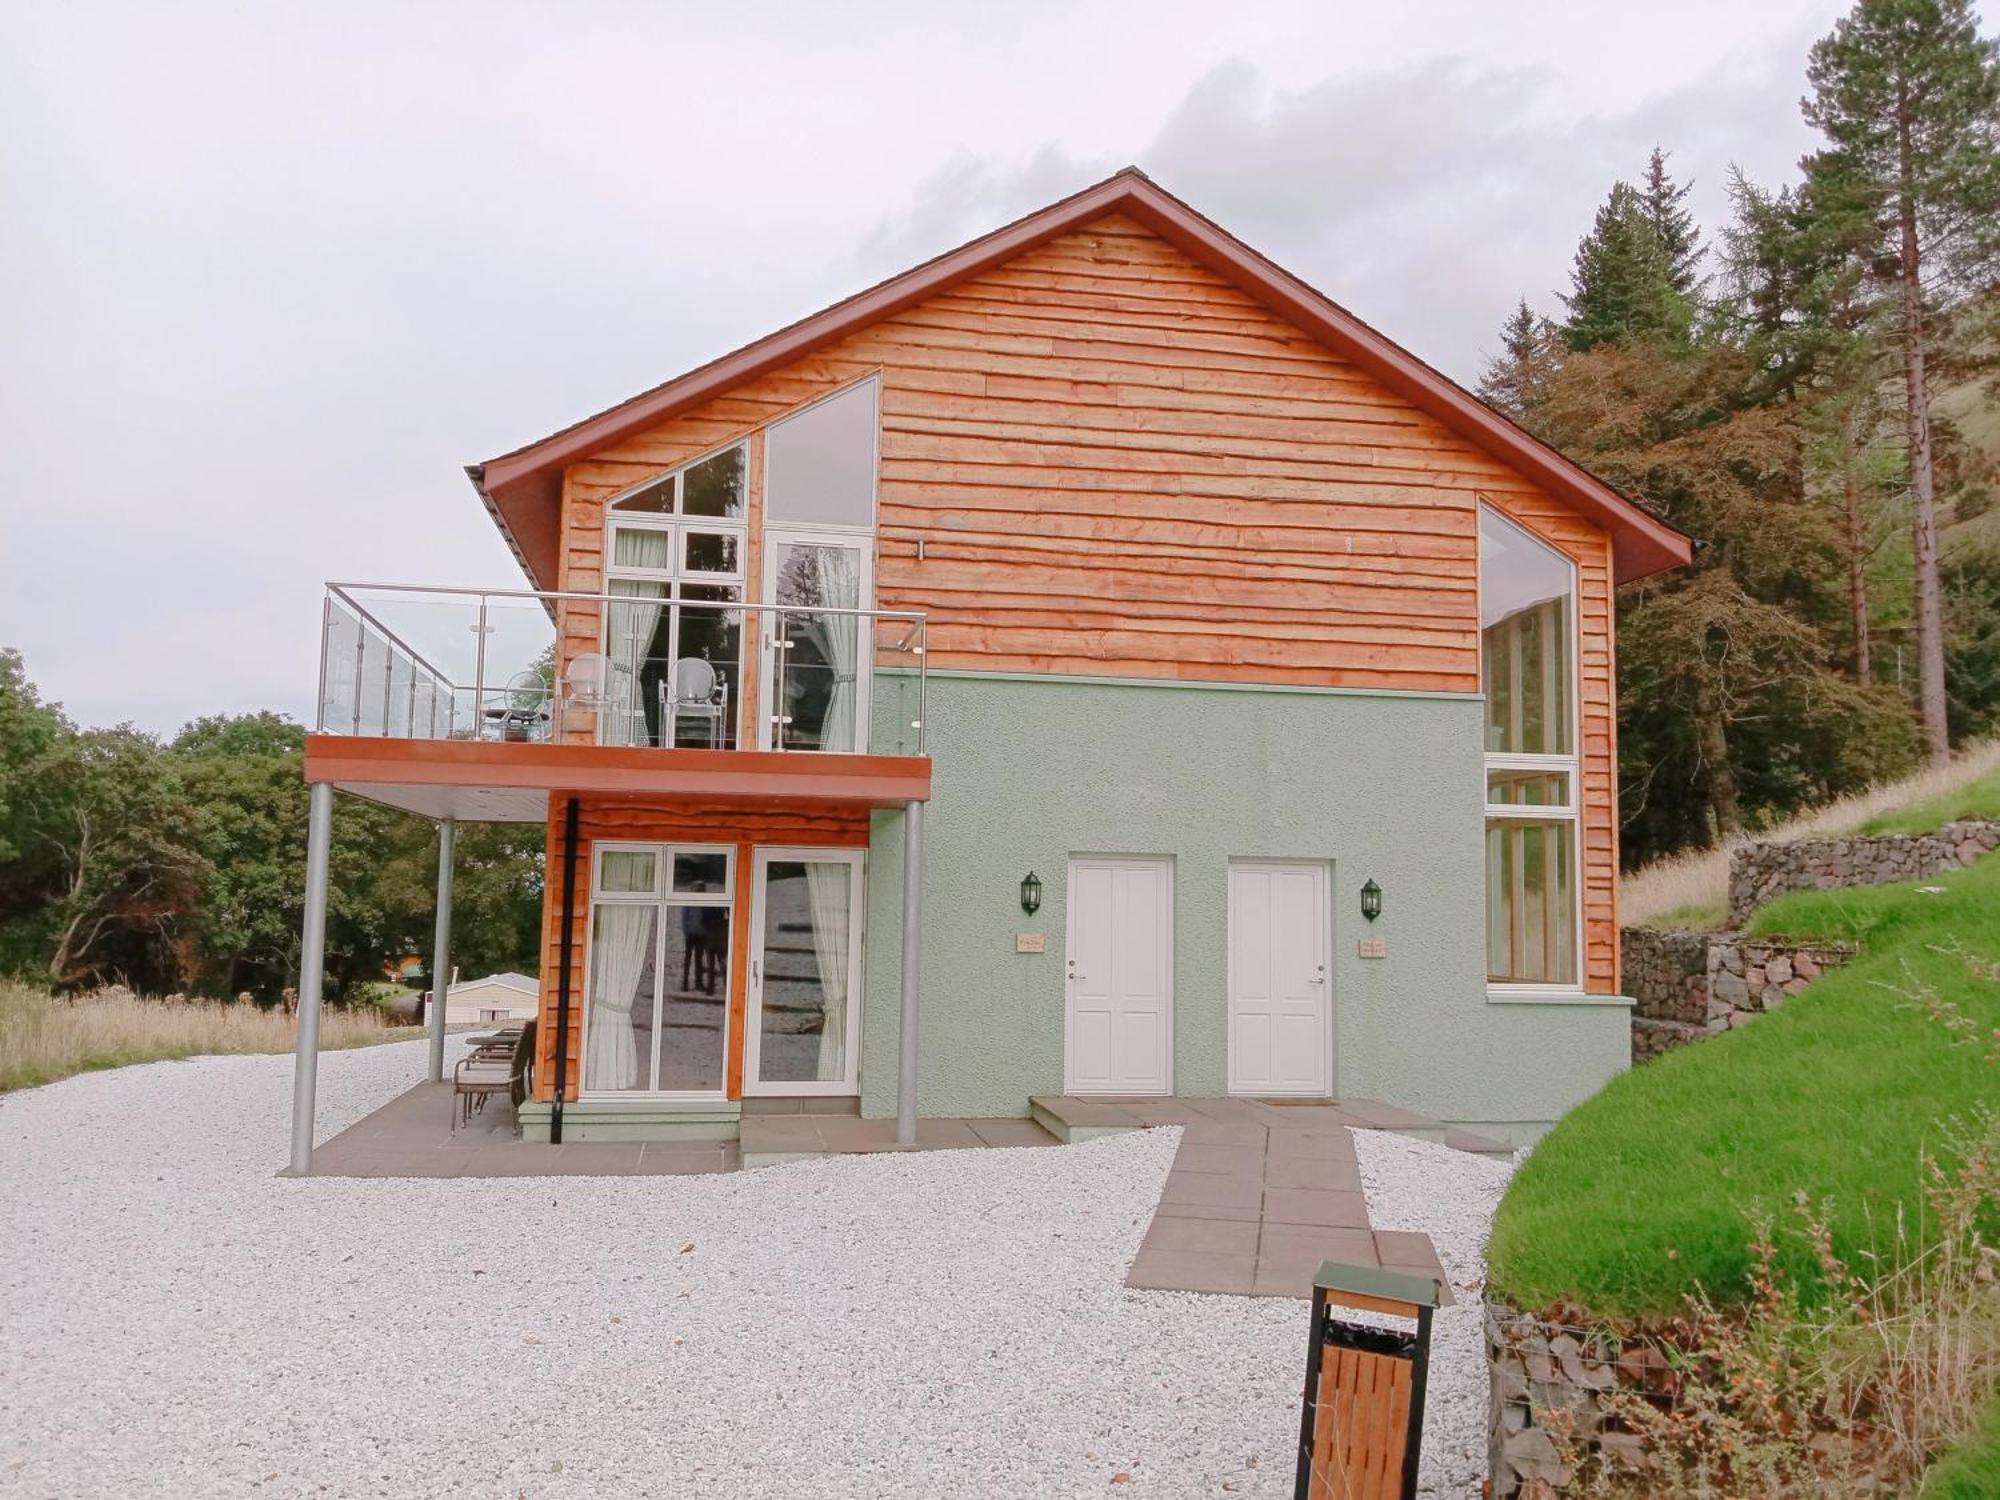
[469,167,1692,588]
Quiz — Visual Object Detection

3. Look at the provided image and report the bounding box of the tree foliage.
[0,653,542,998]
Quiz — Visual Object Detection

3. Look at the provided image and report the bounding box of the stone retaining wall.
[1726,819,2000,926]
[1487,1302,1665,1494]
[1621,928,1856,1063]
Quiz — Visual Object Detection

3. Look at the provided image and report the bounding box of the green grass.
[1922,1396,2000,1498]
[1860,767,2000,835]
[1488,854,2000,1320]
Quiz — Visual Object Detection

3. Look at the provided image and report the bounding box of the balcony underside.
[303,735,932,823]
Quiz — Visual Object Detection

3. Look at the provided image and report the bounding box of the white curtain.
[804,861,852,1080]
[607,527,671,747]
[811,548,859,753]
[584,905,654,1090]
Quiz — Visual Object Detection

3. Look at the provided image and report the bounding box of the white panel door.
[1064,858,1172,1094]
[1228,861,1331,1096]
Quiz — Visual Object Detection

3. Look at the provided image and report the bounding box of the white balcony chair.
[482,669,552,743]
[558,652,614,738]
[663,657,729,749]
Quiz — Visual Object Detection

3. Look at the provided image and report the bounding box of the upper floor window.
[765,377,877,529]
[1480,506,1579,988]
[602,443,749,750]
[611,443,746,520]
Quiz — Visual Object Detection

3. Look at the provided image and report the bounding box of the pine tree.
[1561,179,1696,351]
[1802,0,2000,763]
[1640,147,1706,296]
[1477,299,1563,422]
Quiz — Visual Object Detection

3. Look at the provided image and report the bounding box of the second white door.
[1064,857,1172,1094]
[1227,861,1331,1096]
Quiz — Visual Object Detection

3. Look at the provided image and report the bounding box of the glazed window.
[602,444,748,750]
[1480,507,1579,987]
[581,843,734,1096]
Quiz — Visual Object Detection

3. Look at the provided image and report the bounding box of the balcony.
[305,583,932,820]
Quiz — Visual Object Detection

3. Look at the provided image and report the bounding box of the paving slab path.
[1037,1097,1464,1300]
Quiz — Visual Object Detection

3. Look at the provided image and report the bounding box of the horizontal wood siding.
[553,212,1621,991]
[533,797,872,1101]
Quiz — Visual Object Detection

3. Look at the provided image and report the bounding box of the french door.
[758,531,873,753]
[743,848,865,1095]
[580,843,734,1098]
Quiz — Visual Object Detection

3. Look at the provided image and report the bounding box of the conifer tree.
[1477,299,1563,422]
[1802,0,2000,762]
[1561,176,1698,351]
[1640,147,1706,296]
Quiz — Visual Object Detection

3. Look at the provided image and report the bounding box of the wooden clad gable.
[553,212,1621,991]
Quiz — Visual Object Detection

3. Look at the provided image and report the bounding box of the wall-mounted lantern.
[1360,879,1383,923]
[1020,871,1043,915]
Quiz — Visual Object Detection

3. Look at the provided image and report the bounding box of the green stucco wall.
[859,672,1630,1133]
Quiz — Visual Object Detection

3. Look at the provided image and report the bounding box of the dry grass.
[0,979,424,1093]
[1621,739,2000,930]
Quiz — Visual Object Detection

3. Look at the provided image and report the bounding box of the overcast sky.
[1,0,1860,734]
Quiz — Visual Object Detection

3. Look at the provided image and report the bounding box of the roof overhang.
[469,168,1692,588]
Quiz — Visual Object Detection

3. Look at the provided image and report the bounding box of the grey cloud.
[859,37,1822,381]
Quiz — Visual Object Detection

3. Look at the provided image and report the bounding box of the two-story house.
[286,169,1688,1171]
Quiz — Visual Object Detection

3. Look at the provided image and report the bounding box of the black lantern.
[1360,879,1383,923]
[1020,871,1043,915]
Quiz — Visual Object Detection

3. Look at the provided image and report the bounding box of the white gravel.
[1,1040,1329,1500]
[1351,1129,1515,1498]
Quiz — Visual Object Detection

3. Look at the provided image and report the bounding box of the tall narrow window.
[603,444,747,749]
[1480,507,1579,987]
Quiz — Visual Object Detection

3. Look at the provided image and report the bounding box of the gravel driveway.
[0,1040,1507,1498]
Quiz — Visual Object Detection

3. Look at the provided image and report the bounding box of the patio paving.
[303,1082,739,1177]
[303,1082,1055,1177]
[1032,1096,1464,1301]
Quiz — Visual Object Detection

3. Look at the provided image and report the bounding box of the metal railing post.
[472,596,489,736]
[315,594,333,732]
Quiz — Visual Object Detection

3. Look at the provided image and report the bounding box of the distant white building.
[441,972,539,1025]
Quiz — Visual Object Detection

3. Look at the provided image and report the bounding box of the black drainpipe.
[551,795,580,1145]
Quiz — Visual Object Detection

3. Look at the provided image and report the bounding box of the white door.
[1228,861,1331,1096]
[1064,857,1172,1094]
[743,848,865,1096]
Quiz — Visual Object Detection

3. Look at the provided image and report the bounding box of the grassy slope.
[1923,1396,2000,1499]
[1862,766,2000,834]
[1488,854,2000,1320]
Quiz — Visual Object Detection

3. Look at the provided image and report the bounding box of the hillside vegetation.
[1621,740,2000,930]
[1491,853,2000,1320]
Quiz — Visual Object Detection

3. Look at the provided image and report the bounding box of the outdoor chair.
[480,670,552,742]
[663,657,729,749]
[451,1019,535,1130]
[558,652,614,738]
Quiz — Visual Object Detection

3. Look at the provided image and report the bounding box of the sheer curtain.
[804,861,852,1080]
[584,906,654,1090]
[607,526,672,747]
[811,548,859,753]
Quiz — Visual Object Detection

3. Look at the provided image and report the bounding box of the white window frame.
[579,840,736,1100]
[1478,502,1585,995]
[741,846,866,1097]
[600,441,750,750]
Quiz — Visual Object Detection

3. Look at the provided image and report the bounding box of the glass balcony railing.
[315,583,927,756]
